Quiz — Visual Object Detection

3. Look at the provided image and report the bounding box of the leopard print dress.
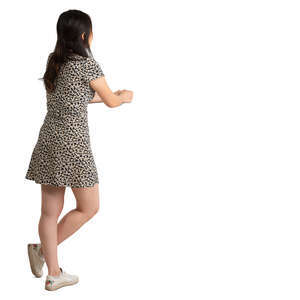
[25,53,104,188]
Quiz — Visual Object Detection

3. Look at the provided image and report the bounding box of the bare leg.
[38,184,65,276]
[39,183,99,260]
[56,183,99,245]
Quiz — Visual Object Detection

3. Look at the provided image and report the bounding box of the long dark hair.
[43,10,94,93]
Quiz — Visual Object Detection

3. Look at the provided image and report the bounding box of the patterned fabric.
[25,53,104,188]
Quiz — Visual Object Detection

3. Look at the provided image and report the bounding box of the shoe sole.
[45,278,79,291]
[27,244,42,278]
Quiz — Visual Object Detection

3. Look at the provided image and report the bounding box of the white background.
[0,0,299,299]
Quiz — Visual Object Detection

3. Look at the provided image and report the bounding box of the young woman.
[25,9,133,291]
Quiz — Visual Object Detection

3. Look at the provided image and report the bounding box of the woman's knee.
[40,208,62,220]
[40,200,64,219]
[40,184,65,219]
[72,184,100,220]
[90,205,99,218]
[92,200,100,215]
[78,200,99,221]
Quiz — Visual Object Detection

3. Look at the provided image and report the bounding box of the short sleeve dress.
[25,53,104,188]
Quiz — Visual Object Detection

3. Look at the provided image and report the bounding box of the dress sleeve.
[84,57,105,82]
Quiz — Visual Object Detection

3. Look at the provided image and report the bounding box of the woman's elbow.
[105,102,119,108]
[104,99,122,108]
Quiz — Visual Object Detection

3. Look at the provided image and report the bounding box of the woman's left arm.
[89,90,122,104]
[89,91,104,104]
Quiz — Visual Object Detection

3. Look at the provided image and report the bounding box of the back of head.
[43,9,94,93]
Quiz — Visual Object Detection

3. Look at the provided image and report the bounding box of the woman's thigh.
[40,184,66,218]
[71,183,99,214]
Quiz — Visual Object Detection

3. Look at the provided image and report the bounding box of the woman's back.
[46,53,104,120]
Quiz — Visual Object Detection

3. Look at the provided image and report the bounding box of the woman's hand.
[119,89,133,103]
[114,90,122,96]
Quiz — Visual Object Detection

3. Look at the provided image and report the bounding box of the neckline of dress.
[67,53,88,60]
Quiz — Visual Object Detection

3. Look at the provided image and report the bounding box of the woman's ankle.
[48,268,61,277]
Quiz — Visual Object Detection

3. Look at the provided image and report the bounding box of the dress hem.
[25,176,99,188]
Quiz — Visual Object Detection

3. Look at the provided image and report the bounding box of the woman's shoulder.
[61,53,104,79]
[83,56,105,81]
[84,56,102,67]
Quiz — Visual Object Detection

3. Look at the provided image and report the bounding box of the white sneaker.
[27,243,45,278]
[45,267,79,291]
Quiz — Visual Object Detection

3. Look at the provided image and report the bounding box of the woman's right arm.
[90,76,133,108]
